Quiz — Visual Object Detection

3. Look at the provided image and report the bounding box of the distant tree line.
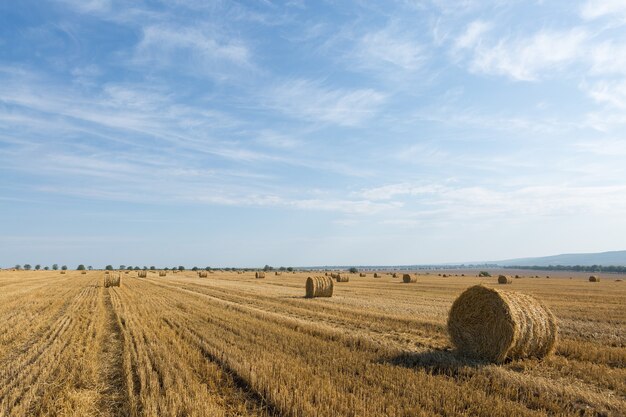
[504,265,626,274]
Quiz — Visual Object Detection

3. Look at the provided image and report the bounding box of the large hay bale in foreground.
[305,276,333,298]
[498,275,512,284]
[104,274,121,288]
[198,271,208,278]
[335,274,349,282]
[402,274,416,283]
[448,285,557,363]
[589,275,600,282]
[255,271,265,279]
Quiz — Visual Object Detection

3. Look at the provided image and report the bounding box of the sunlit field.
[0,269,624,416]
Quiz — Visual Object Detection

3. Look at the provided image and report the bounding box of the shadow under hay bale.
[380,348,487,377]
[498,275,512,284]
[403,274,416,283]
[305,276,333,298]
[447,285,558,363]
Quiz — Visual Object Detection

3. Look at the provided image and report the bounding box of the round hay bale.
[447,285,557,363]
[335,274,349,282]
[137,271,147,278]
[198,271,208,278]
[359,273,366,277]
[374,273,380,278]
[275,271,282,276]
[498,275,512,284]
[255,271,265,279]
[60,271,66,274]
[159,271,166,277]
[305,276,334,298]
[514,275,521,279]
[402,274,416,283]
[81,271,87,274]
[589,275,600,282]
[392,273,398,278]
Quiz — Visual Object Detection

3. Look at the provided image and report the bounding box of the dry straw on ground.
[335,274,349,282]
[305,276,334,298]
[255,271,265,279]
[402,274,416,283]
[589,275,600,282]
[498,275,512,284]
[447,285,558,363]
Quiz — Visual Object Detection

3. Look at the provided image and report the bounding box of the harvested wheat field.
[0,270,625,417]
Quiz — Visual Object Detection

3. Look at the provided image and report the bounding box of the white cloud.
[589,41,626,75]
[57,0,111,13]
[580,0,626,20]
[469,29,588,81]
[135,25,251,77]
[455,20,492,50]
[585,79,626,109]
[265,79,386,126]
[355,28,425,71]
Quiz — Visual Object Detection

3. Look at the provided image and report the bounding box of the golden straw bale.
[498,275,512,284]
[402,274,416,283]
[275,271,282,276]
[335,274,349,282]
[392,273,398,278]
[60,271,66,274]
[359,273,366,277]
[198,271,208,278]
[447,285,558,363]
[589,275,600,282]
[159,271,166,277]
[255,271,265,279]
[305,276,334,298]
[374,273,380,278]
[137,271,147,278]
[104,274,121,288]
[81,271,87,274]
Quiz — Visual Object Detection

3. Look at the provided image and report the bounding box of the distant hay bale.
[60,271,66,274]
[403,274,416,283]
[198,271,208,278]
[305,276,334,298]
[137,271,147,278]
[589,275,600,282]
[392,273,398,278]
[124,271,129,274]
[275,271,282,276]
[330,272,339,279]
[442,274,448,277]
[159,271,166,277]
[447,285,558,363]
[498,275,512,284]
[255,271,265,279]
[615,279,623,282]
[359,273,366,277]
[335,274,349,282]
[81,271,87,274]
[514,275,521,279]
[374,273,380,278]
[105,271,110,275]
[104,274,121,288]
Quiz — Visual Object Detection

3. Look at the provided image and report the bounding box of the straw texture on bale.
[198,271,208,278]
[137,271,147,278]
[305,276,334,298]
[359,273,366,277]
[403,274,416,283]
[275,271,282,276]
[589,275,600,282]
[498,275,512,284]
[159,271,166,277]
[255,271,265,279]
[335,274,349,282]
[374,273,380,278]
[447,285,558,363]
[104,274,121,288]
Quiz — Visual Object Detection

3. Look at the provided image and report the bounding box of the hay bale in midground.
[374,273,380,278]
[198,271,208,278]
[60,271,66,274]
[589,275,600,282]
[403,274,416,283]
[104,274,121,288]
[498,275,512,284]
[255,271,265,279]
[305,276,333,298]
[159,271,166,277]
[392,273,398,278]
[359,273,366,277]
[335,274,349,282]
[275,271,282,276]
[81,271,87,274]
[138,271,147,278]
[447,285,557,363]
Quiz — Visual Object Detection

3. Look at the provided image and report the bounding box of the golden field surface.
[0,270,624,417]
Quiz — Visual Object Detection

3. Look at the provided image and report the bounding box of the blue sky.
[2,0,626,268]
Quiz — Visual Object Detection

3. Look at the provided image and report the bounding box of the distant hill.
[495,250,626,267]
